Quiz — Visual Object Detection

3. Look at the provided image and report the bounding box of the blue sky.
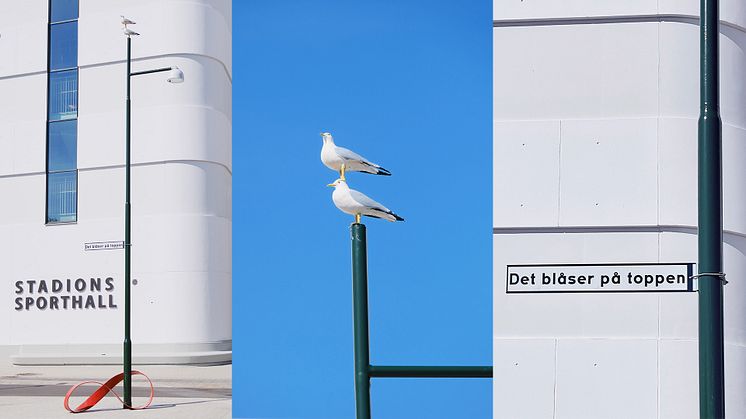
[232,1,492,418]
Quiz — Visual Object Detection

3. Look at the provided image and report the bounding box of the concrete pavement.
[0,363,231,418]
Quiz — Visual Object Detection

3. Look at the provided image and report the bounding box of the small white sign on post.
[506,263,695,293]
[84,241,124,251]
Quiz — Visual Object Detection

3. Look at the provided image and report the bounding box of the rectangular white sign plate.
[84,241,124,251]
[506,263,696,294]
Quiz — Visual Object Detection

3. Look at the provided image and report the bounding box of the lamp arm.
[130,66,173,77]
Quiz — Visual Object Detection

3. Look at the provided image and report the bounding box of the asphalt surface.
[0,363,231,419]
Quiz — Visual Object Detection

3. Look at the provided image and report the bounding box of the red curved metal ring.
[63,370,154,413]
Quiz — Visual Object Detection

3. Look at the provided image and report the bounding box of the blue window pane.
[48,120,77,172]
[50,21,77,70]
[47,171,77,223]
[49,70,77,121]
[50,0,78,23]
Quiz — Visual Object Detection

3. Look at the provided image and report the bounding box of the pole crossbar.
[350,222,492,419]
[369,365,493,378]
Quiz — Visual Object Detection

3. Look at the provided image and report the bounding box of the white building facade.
[494,1,746,418]
[0,0,231,364]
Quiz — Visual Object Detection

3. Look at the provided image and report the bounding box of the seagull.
[121,16,136,26]
[328,179,404,223]
[320,132,391,181]
[123,27,140,36]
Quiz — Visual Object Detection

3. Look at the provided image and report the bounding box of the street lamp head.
[167,67,184,83]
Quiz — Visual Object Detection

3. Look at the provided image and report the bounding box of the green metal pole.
[698,0,725,417]
[351,223,371,419]
[369,365,493,378]
[123,35,132,409]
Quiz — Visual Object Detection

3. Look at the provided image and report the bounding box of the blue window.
[48,120,77,172]
[50,22,78,70]
[47,0,78,224]
[47,172,77,223]
[50,0,78,23]
[49,70,77,121]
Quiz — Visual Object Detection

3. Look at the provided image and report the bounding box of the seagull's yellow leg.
[355,213,361,224]
[340,164,346,181]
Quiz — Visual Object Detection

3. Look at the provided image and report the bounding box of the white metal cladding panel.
[659,339,698,419]
[132,163,231,219]
[658,23,698,119]
[718,28,746,130]
[493,0,658,21]
[656,230,746,344]
[494,0,746,29]
[658,118,698,228]
[659,22,746,128]
[133,213,231,275]
[0,1,47,78]
[558,118,658,226]
[8,273,231,344]
[2,218,230,344]
[0,71,46,120]
[725,344,746,418]
[76,163,230,221]
[493,120,560,228]
[657,230,698,340]
[722,125,746,236]
[555,339,658,419]
[493,24,659,121]
[79,0,231,76]
[720,234,746,346]
[131,271,231,343]
[0,119,46,177]
[0,74,46,174]
[657,0,698,17]
[0,174,45,225]
[493,339,556,419]
[493,233,661,338]
[77,57,232,171]
[0,167,229,345]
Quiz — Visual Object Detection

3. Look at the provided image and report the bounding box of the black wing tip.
[360,163,391,176]
[364,212,405,222]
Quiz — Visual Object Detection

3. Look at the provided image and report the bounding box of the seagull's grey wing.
[349,189,389,212]
[335,145,391,175]
[335,146,372,164]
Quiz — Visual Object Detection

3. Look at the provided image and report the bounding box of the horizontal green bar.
[369,365,493,378]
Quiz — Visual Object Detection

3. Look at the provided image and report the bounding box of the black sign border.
[505,262,696,294]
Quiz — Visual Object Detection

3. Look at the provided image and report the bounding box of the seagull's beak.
[327,183,335,187]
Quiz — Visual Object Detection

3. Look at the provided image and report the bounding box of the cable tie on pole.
[689,272,728,285]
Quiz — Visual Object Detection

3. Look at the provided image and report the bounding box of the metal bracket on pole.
[690,272,728,285]
[350,222,491,419]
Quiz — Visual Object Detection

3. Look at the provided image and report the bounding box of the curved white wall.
[494,1,746,417]
[0,0,231,364]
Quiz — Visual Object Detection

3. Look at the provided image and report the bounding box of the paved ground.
[0,363,231,418]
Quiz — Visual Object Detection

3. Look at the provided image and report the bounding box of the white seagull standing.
[320,132,391,180]
[121,15,139,36]
[121,15,136,26]
[328,179,404,223]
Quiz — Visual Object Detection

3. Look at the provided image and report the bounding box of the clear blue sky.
[232,1,492,418]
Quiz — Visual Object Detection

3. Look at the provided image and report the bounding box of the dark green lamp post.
[698,0,726,417]
[122,23,184,408]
